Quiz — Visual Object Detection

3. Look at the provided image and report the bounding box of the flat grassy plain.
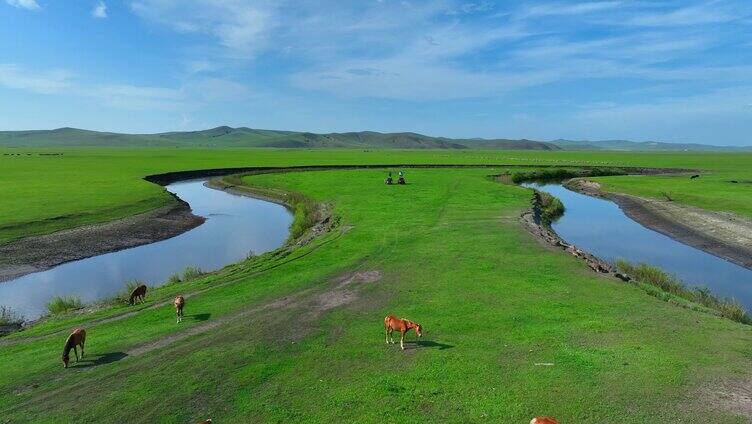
[2,148,752,243]
[2,149,752,422]
[593,173,752,218]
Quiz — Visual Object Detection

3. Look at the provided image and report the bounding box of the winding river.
[0,180,293,320]
[524,182,752,309]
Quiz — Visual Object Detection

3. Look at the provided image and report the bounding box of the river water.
[0,180,293,319]
[523,182,752,309]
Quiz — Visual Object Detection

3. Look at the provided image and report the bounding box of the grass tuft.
[288,193,318,239]
[538,191,565,225]
[616,260,751,324]
[167,273,182,285]
[182,266,204,281]
[46,296,83,315]
[0,306,24,326]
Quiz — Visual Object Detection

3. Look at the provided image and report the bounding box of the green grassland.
[592,173,752,219]
[3,148,752,244]
[2,150,752,422]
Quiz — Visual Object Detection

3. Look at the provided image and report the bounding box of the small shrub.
[538,192,565,225]
[287,193,318,239]
[717,300,750,324]
[47,296,83,315]
[167,273,182,285]
[0,306,24,326]
[616,260,751,324]
[182,266,204,281]
[246,250,257,260]
[511,167,626,184]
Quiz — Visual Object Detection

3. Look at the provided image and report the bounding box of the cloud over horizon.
[1,0,752,144]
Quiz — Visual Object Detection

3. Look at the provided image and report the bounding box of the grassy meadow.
[1,149,752,422]
[593,173,752,218]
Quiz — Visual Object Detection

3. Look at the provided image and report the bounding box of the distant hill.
[0,127,559,150]
[549,139,752,152]
[1,127,749,151]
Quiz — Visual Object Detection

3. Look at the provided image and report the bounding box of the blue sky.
[1,0,752,145]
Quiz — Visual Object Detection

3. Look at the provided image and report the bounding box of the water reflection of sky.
[524,183,752,309]
[0,180,293,319]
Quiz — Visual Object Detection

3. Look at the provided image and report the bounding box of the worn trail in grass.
[2,169,752,422]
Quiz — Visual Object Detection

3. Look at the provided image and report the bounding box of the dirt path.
[567,179,752,270]
[126,270,381,357]
[4,269,383,414]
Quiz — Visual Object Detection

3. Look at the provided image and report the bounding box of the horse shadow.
[75,351,128,368]
[189,313,211,322]
[411,340,454,350]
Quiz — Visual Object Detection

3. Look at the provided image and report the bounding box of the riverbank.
[566,178,752,271]
[4,167,752,422]
[0,197,204,283]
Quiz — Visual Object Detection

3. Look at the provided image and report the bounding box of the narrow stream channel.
[0,179,293,320]
[523,182,752,310]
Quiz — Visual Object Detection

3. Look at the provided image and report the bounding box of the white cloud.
[0,64,72,94]
[130,0,276,58]
[92,1,108,18]
[517,1,622,19]
[623,2,742,27]
[5,0,39,10]
[0,63,255,111]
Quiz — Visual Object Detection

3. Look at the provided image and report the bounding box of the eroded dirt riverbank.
[566,178,752,270]
[0,198,204,283]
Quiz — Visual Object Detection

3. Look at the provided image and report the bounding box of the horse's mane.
[62,333,75,357]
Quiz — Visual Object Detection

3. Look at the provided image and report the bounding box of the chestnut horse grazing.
[174,295,185,323]
[384,315,422,350]
[62,328,86,368]
[129,284,147,305]
[531,417,559,424]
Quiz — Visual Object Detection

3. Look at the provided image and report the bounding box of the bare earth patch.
[127,270,382,357]
[698,378,752,420]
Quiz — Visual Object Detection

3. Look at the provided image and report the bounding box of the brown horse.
[129,284,147,305]
[62,328,86,368]
[174,295,185,323]
[196,420,212,424]
[531,417,559,424]
[384,315,422,350]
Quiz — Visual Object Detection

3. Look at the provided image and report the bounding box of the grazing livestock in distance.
[384,315,422,350]
[62,328,86,368]
[197,419,212,424]
[531,417,559,424]
[129,284,147,305]
[690,174,700,179]
[174,295,185,323]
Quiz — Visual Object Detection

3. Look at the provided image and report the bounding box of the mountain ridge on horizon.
[0,126,749,151]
